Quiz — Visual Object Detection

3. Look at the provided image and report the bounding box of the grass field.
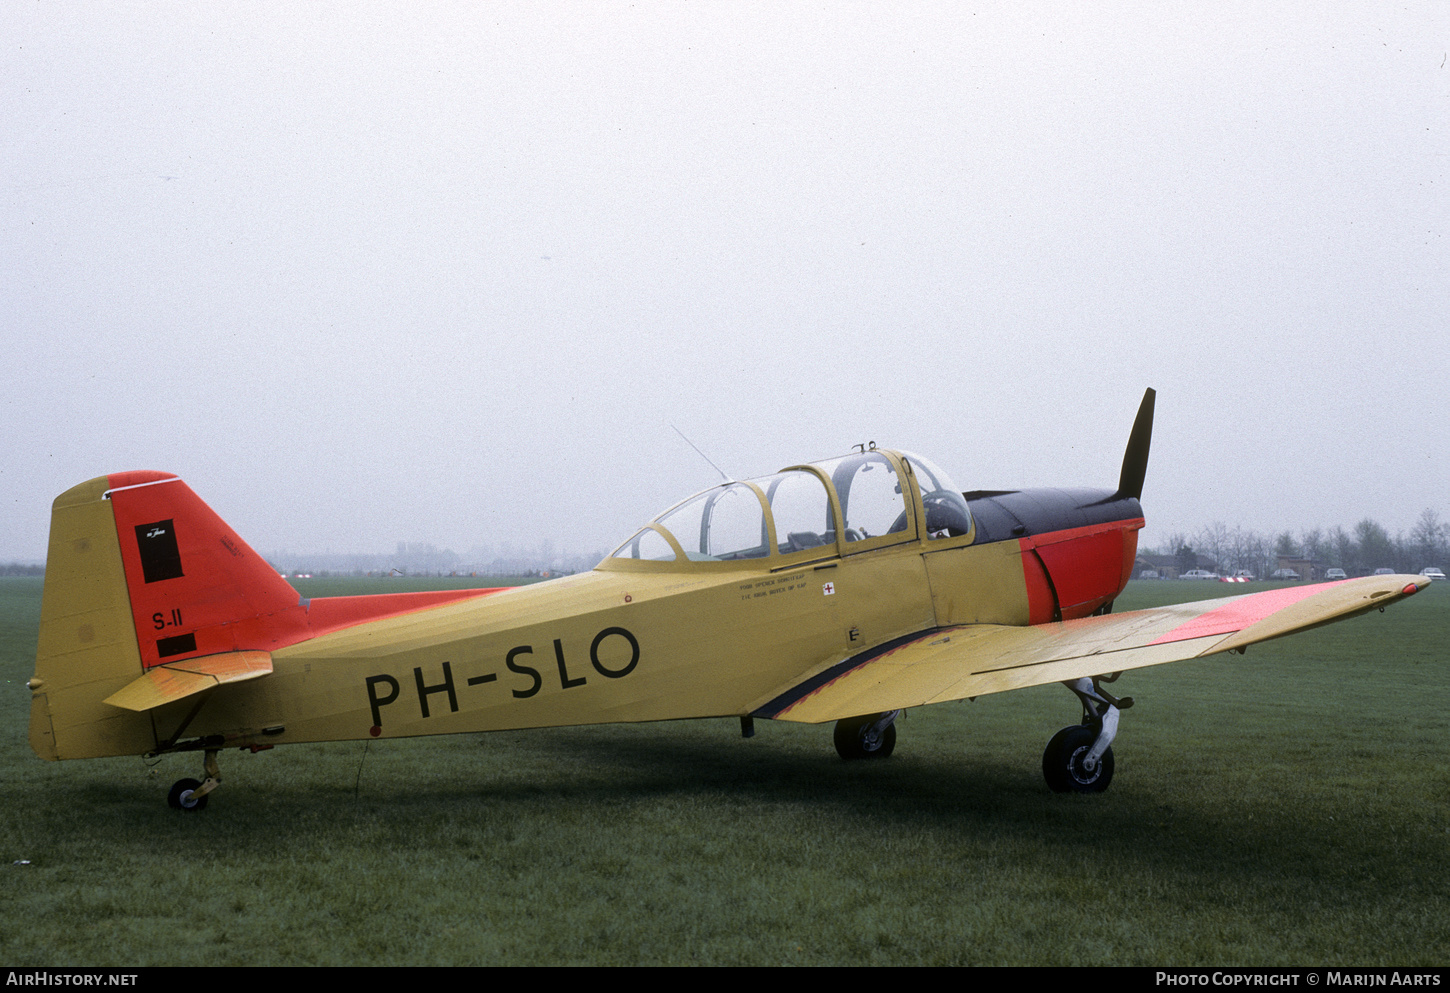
[2,574,1446,966]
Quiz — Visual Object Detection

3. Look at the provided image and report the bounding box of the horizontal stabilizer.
[103,651,273,713]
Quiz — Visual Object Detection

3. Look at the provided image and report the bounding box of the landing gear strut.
[167,749,221,811]
[1042,677,1132,794]
[834,711,900,760]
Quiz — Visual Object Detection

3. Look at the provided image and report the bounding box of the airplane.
[26,389,1430,809]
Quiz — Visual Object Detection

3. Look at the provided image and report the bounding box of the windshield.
[900,451,973,540]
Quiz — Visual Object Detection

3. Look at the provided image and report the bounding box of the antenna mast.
[671,424,733,483]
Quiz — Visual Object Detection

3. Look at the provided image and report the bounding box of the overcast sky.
[4,3,1447,562]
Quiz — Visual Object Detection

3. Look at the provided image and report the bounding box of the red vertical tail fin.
[105,472,301,668]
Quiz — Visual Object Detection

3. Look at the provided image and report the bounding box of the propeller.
[1116,388,1155,501]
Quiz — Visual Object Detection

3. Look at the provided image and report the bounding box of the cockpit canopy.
[606,449,973,567]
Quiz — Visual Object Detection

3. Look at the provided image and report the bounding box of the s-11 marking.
[152,607,184,630]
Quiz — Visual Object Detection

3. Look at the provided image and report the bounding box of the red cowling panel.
[1022,519,1143,620]
[1120,527,1141,591]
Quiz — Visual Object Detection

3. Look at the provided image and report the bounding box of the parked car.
[1179,569,1219,580]
[1373,568,1395,576]
[1420,567,1446,581]
[1270,568,1300,580]
[1138,569,1160,580]
[1325,568,1347,580]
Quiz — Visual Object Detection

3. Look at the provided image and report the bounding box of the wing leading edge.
[752,575,1428,724]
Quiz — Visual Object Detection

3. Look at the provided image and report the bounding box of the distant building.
[1275,555,1321,581]
[1134,552,1218,580]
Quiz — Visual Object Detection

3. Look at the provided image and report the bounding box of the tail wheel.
[1042,725,1114,793]
[833,713,897,760]
[167,778,209,811]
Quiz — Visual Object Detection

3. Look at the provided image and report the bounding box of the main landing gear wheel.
[834,713,897,760]
[1042,724,1114,794]
[167,777,209,811]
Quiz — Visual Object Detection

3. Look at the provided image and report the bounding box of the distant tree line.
[266,541,607,579]
[8,511,1446,580]
[1148,509,1447,578]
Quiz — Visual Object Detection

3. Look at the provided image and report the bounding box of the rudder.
[30,476,155,759]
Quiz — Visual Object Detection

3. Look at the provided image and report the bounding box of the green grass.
[2,576,1446,965]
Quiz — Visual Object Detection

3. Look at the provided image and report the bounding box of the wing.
[751,575,1428,723]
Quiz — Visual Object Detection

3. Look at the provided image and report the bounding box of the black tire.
[834,714,897,760]
[167,778,209,811]
[1042,725,1114,794]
